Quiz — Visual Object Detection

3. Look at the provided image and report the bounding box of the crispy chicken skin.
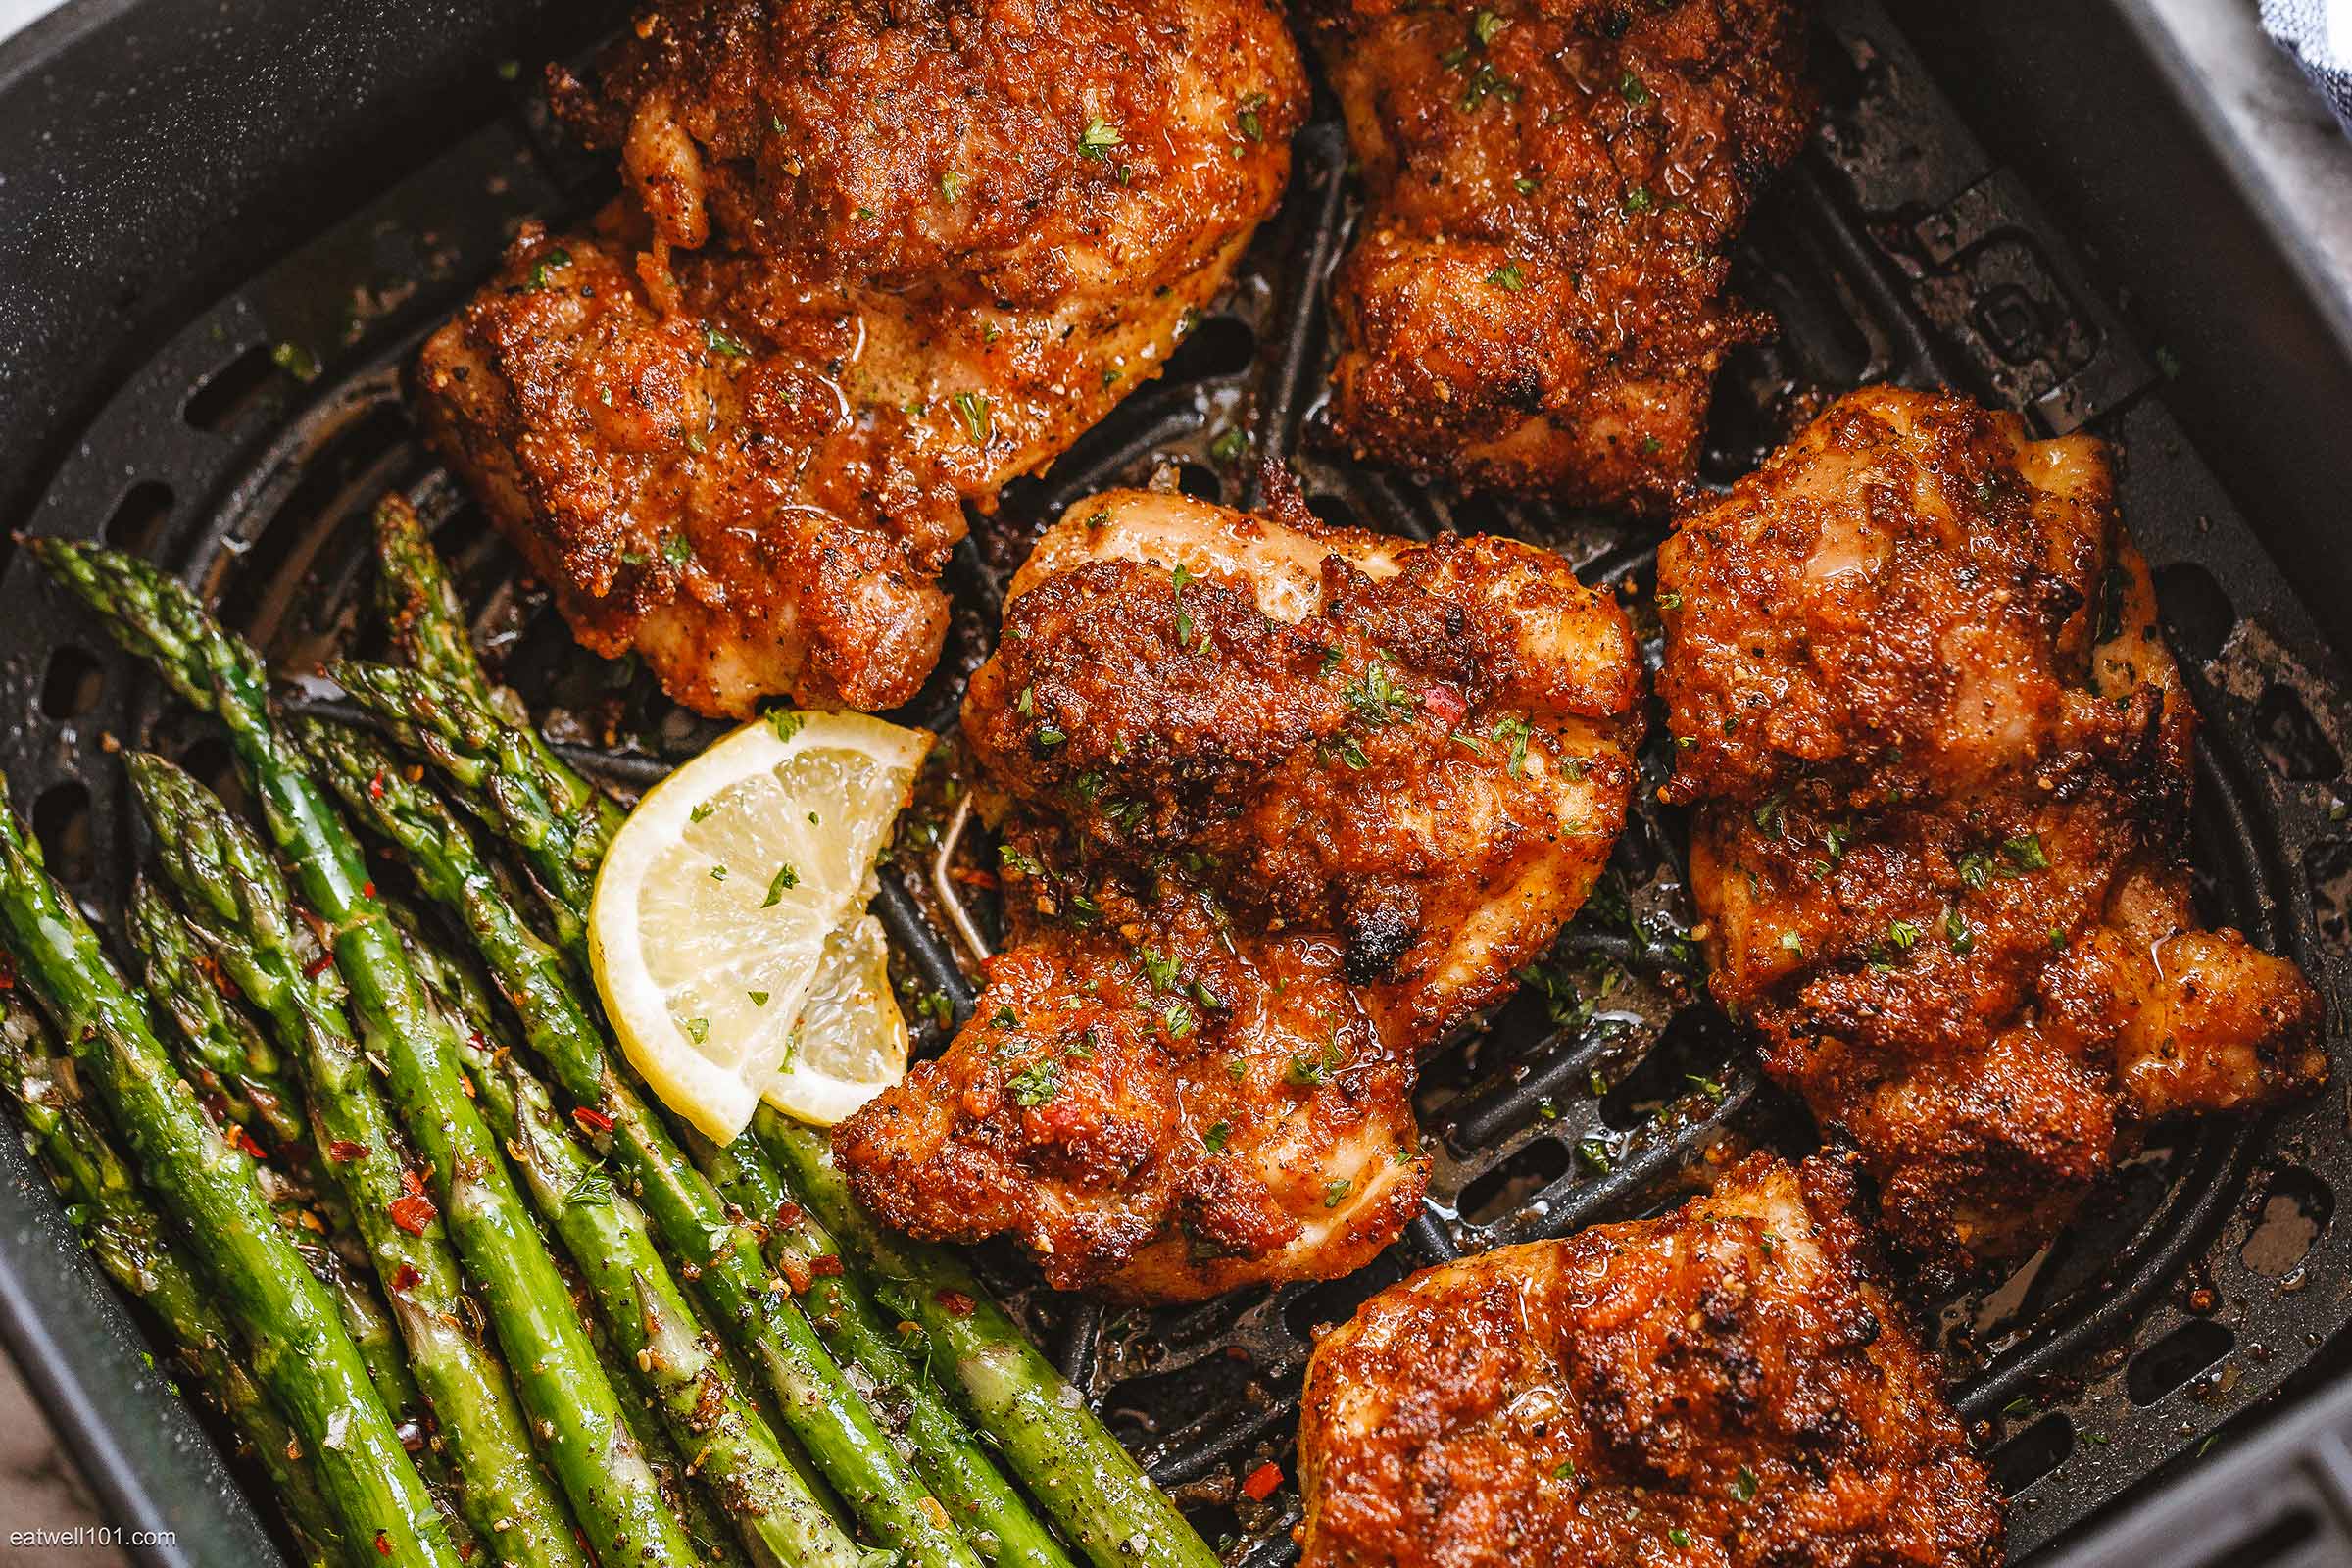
[1303,0,1815,510]
[836,486,1642,1299]
[1658,388,2327,1274]
[969,487,1642,1045]
[416,0,1305,716]
[1298,1154,2002,1568]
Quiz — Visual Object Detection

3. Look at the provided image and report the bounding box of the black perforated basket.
[4,2,2352,1564]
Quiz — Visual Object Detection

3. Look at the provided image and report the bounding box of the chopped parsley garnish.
[1732,1464,1758,1502]
[1945,909,1974,954]
[1200,1121,1231,1154]
[2003,833,2049,871]
[663,532,694,567]
[1623,184,1655,214]
[1620,71,1651,105]
[704,324,750,358]
[749,991,770,1007]
[1886,919,1921,951]
[1007,1059,1061,1107]
[952,390,992,445]
[1139,947,1181,993]
[1576,1137,1613,1173]
[1208,426,1250,465]
[762,864,799,907]
[1236,91,1267,142]
[940,171,964,203]
[1487,263,1526,292]
[1471,8,1506,44]
[1323,1178,1352,1208]
[1492,715,1534,779]
[683,1017,710,1046]
[1343,659,1418,725]
[1161,1001,1195,1038]
[768,709,806,744]
[1078,117,1124,159]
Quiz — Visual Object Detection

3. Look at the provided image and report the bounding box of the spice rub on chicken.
[1658,387,2328,1276]
[415,0,1305,717]
[833,487,1643,1299]
[1302,0,1815,510]
[1297,1153,2003,1568]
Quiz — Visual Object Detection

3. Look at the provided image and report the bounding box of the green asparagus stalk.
[0,990,345,1565]
[697,1127,1077,1568]
[0,770,455,1568]
[368,497,620,832]
[125,753,593,1568]
[34,540,703,1568]
[763,1119,1220,1568]
[294,715,988,1568]
[331,660,607,946]
[394,910,864,1568]
[349,556,1094,1568]
[124,877,305,1148]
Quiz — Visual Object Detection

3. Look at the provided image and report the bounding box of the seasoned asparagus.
[34,539,703,1568]
[763,1118,1221,1568]
[0,990,345,1564]
[368,496,620,832]
[296,715,988,1568]
[124,877,304,1148]
[0,770,455,1568]
[698,1126,1077,1568]
[402,913,865,1568]
[127,752,592,1568]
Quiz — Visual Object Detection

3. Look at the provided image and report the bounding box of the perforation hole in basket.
[2240,1167,2331,1280]
[30,780,94,887]
[38,646,103,721]
[2127,1319,2236,1406]
[182,341,284,434]
[101,480,173,554]
[2250,682,2343,782]
[1989,1413,2074,1494]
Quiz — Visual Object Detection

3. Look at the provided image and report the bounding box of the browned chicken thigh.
[1298,1154,2003,1568]
[1658,387,2327,1275]
[835,487,1644,1299]
[1303,0,1815,510]
[416,0,1305,716]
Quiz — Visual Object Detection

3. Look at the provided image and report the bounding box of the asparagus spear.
[0,990,345,1564]
[345,565,1092,1568]
[126,753,593,1568]
[697,1127,1078,1568]
[124,877,304,1148]
[0,770,455,1568]
[393,916,766,1568]
[332,660,608,943]
[763,1119,1221,1568]
[34,540,702,1568]
[295,715,988,1568]
[391,907,864,1568]
[368,497,619,831]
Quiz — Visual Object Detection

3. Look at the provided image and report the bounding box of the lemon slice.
[763,910,910,1126]
[589,711,929,1142]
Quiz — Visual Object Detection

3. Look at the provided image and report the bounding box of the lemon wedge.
[588,710,929,1142]
[765,910,911,1126]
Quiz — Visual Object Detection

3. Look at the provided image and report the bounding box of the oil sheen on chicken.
[834,486,1643,1299]
[1658,387,2328,1277]
[1298,1153,2003,1568]
[415,0,1305,716]
[1303,0,1815,510]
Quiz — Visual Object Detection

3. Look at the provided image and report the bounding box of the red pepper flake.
[1241,1462,1283,1501]
[457,1542,477,1561]
[401,1168,429,1198]
[570,1106,614,1135]
[950,867,1001,890]
[773,1200,805,1229]
[935,1289,976,1318]
[388,1193,436,1237]
[368,772,387,801]
[390,1262,422,1292]
[303,953,334,979]
[374,1531,392,1557]
[361,880,377,900]
[328,1139,369,1162]
[808,1254,844,1279]
[0,954,17,988]
[228,1126,269,1159]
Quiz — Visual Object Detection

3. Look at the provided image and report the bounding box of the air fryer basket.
[3,2,2350,1563]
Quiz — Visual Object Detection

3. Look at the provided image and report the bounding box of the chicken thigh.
[834,485,1643,1299]
[1657,387,2327,1275]
[1298,1153,2002,1568]
[416,0,1305,715]
[1303,0,1815,509]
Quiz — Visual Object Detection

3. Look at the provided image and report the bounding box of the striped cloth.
[2262,0,2352,134]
